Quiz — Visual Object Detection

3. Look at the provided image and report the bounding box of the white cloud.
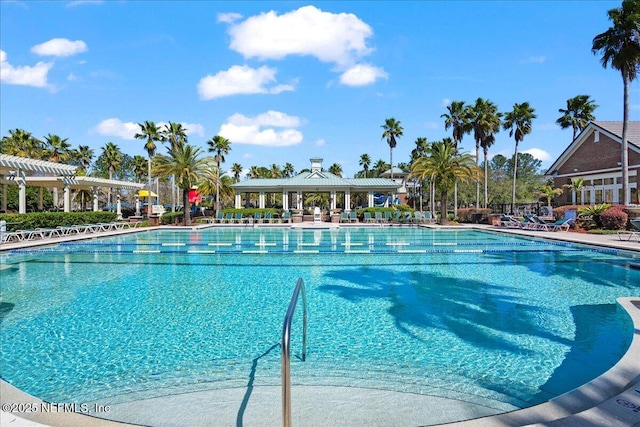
[31,38,88,57]
[315,138,326,147]
[217,12,243,24]
[67,0,104,7]
[441,98,451,106]
[197,65,295,100]
[92,118,139,140]
[0,49,53,88]
[218,111,303,147]
[339,63,388,86]
[523,148,551,161]
[226,5,373,67]
[424,121,439,129]
[67,73,77,81]
[520,55,546,64]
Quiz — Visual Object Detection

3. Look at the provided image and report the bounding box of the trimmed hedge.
[0,212,117,232]
[456,208,492,223]
[160,212,184,225]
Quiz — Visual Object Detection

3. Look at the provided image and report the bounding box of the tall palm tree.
[102,142,123,205]
[283,162,295,178]
[153,143,217,226]
[206,135,232,215]
[231,163,243,182]
[162,122,188,210]
[592,0,640,206]
[381,117,403,179]
[269,163,283,178]
[468,98,502,208]
[442,101,471,217]
[135,121,162,208]
[409,139,481,224]
[556,95,598,140]
[359,154,371,178]
[328,163,343,177]
[43,134,71,163]
[503,102,537,214]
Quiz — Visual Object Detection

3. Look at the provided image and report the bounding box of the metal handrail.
[281,277,307,427]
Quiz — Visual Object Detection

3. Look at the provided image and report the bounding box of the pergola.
[231,158,401,211]
[0,154,144,214]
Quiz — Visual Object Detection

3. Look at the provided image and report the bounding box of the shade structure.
[137,190,158,198]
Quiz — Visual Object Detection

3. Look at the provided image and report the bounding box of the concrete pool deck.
[1,223,640,426]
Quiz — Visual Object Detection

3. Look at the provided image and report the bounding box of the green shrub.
[160,212,184,225]
[600,206,628,230]
[0,212,117,231]
[456,208,492,223]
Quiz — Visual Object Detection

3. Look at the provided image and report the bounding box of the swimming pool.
[1,227,639,424]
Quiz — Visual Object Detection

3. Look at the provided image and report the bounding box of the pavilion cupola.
[310,158,323,173]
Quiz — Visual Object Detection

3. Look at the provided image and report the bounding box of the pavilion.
[231,158,401,211]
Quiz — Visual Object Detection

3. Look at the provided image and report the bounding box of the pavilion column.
[330,191,336,211]
[282,190,289,211]
[345,190,351,211]
[235,193,242,209]
[259,192,265,209]
[2,182,7,212]
[17,171,27,214]
[52,187,59,210]
[296,191,303,210]
[63,184,71,212]
[92,187,100,212]
[368,191,374,207]
[116,195,122,220]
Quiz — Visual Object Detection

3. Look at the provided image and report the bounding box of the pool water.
[0,228,638,416]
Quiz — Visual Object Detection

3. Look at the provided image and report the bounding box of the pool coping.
[2,224,640,426]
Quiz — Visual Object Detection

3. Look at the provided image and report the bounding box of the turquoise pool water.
[1,228,639,416]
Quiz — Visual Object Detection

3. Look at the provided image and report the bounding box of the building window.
[619,188,624,204]
[576,191,583,205]
[605,189,614,203]
[585,190,592,204]
[594,130,600,142]
[630,175,637,183]
[593,178,603,186]
[604,178,614,185]
[632,187,639,204]
[595,189,603,204]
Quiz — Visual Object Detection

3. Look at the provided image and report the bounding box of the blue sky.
[1,0,638,179]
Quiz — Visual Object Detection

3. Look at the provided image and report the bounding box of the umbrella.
[137,190,158,198]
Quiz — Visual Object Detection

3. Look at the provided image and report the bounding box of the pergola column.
[368,191,374,207]
[17,171,26,214]
[235,193,242,209]
[92,187,100,212]
[63,184,71,212]
[330,191,336,210]
[344,190,351,211]
[259,192,265,209]
[282,190,289,210]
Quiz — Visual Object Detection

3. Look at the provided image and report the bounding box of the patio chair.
[281,211,292,223]
[537,217,573,232]
[223,212,234,223]
[384,211,393,223]
[264,212,274,223]
[363,212,375,223]
[349,212,358,223]
[340,212,349,223]
[423,212,436,224]
[374,211,385,223]
[618,219,640,242]
[313,207,322,223]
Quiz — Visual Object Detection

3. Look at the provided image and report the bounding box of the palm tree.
[162,122,188,210]
[592,0,640,206]
[231,163,243,182]
[359,154,371,178]
[43,134,71,163]
[283,162,295,178]
[442,101,471,217]
[102,142,123,205]
[503,102,537,214]
[409,139,481,224]
[556,95,598,140]
[381,117,403,179]
[76,145,94,172]
[563,177,586,205]
[328,163,343,177]
[206,135,232,215]
[1,129,44,158]
[468,98,502,208]
[153,143,217,226]
[135,121,162,209]
[132,155,148,182]
[373,159,389,176]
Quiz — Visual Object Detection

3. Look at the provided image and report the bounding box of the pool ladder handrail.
[281,277,307,427]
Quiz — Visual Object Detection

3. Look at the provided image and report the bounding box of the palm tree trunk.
[183,188,191,226]
[621,73,629,206]
[216,161,221,215]
[475,142,480,207]
[483,149,489,209]
[147,158,152,216]
[511,142,519,214]
[390,146,394,180]
[440,190,448,224]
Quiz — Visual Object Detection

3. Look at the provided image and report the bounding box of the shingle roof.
[592,121,640,147]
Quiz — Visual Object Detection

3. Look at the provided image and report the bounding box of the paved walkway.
[1,223,639,426]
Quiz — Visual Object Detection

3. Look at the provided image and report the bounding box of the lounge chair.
[281,211,291,223]
[537,217,573,232]
[374,211,385,223]
[223,212,234,223]
[264,212,274,223]
[618,219,640,242]
[363,212,375,223]
[423,212,436,224]
[340,212,349,223]
[384,211,393,223]
[1,230,25,243]
[313,207,322,223]
[349,212,358,223]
